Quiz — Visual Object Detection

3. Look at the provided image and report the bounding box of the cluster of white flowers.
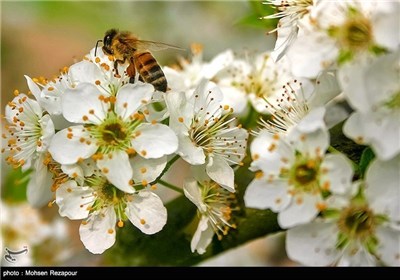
[243,0,399,266]
[2,0,398,264]
[2,46,248,255]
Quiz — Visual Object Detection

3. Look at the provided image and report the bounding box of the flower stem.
[328,145,341,154]
[151,154,180,185]
[158,179,183,194]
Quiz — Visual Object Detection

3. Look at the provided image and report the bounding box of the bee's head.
[102,29,118,55]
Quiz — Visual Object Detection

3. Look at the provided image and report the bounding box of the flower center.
[337,205,376,242]
[191,126,211,148]
[288,155,321,192]
[101,182,126,202]
[102,123,127,144]
[294,163,317,184]
[330,8,373,53]
[84,175,130,227]
[343,17,372,50]
[199,181,237,240]
[89,113,141,154]
[231,54,276,99]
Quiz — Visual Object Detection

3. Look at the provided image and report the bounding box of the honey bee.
[99,29,182,92]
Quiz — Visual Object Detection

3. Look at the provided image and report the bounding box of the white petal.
[325,192,353,210]
[131,155,167,184]
[192,80,224,117]
[97,151,134,194]
[61,163,84,185]
[324,101,349,129]
[163,67,186,92]
[250,131,294,174]
[296,107,327,134]
[191,216,214,254]
[278,193,320,228]
[79,207,117,254]
[365,155,400,225]
[337,245,377,267]
[41,87,63,115]
[56,181,93,220]
[48,126,97,165]
[177,135,205,165]
[320,154,354,195]
[244,179,291,212]
[5,94,42,124]
[131,123,178,159]
[338,57,371,112]
[308,69,342,108]
[24,75,42,102]
[27,157,53,208]
[62,83,108,125]
[286,221,339,266]
[372,3,400,52]
[369,114,400,161]
[375,226,400,266]
[68,60,106,85]
[288,127,330,158]
[364,51,400,107]
[165,90,193,129]
[125,190,167,234]
[191,164,211,184]
[219,86,248,115]
[115,83,154,121]
[206,156,234,192]
[287,32,338,79]
[143,93,169,123]
[271,24,298,62]
[38,114,55,152]
[203,49,234,78]
[183,177,204,210]
[344,112,400,161]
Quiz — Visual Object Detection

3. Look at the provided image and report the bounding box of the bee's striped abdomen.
[134,51,167,92]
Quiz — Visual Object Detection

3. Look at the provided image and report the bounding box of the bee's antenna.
[95,40,102,57]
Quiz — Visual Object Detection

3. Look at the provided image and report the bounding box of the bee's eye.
[104,35,112,46]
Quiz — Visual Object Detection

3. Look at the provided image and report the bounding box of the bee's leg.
[113,59,126,76]
[127,62,136,84]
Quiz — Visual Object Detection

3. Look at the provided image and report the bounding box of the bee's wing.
[124,39,184,51]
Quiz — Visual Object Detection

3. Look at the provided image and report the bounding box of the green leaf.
[1,167,30,202]
[358,147,375,178]
[236,0,279,30]
[237,14,278,30]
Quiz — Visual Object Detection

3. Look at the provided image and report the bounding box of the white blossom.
[184,177,236,254]
[286,155,400,266]
[48,52,178,193]
[56,169,167,254]
[245,126,354,228]
[342,50,400,161]
[165,79,248,192]
[286,0,400,78]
